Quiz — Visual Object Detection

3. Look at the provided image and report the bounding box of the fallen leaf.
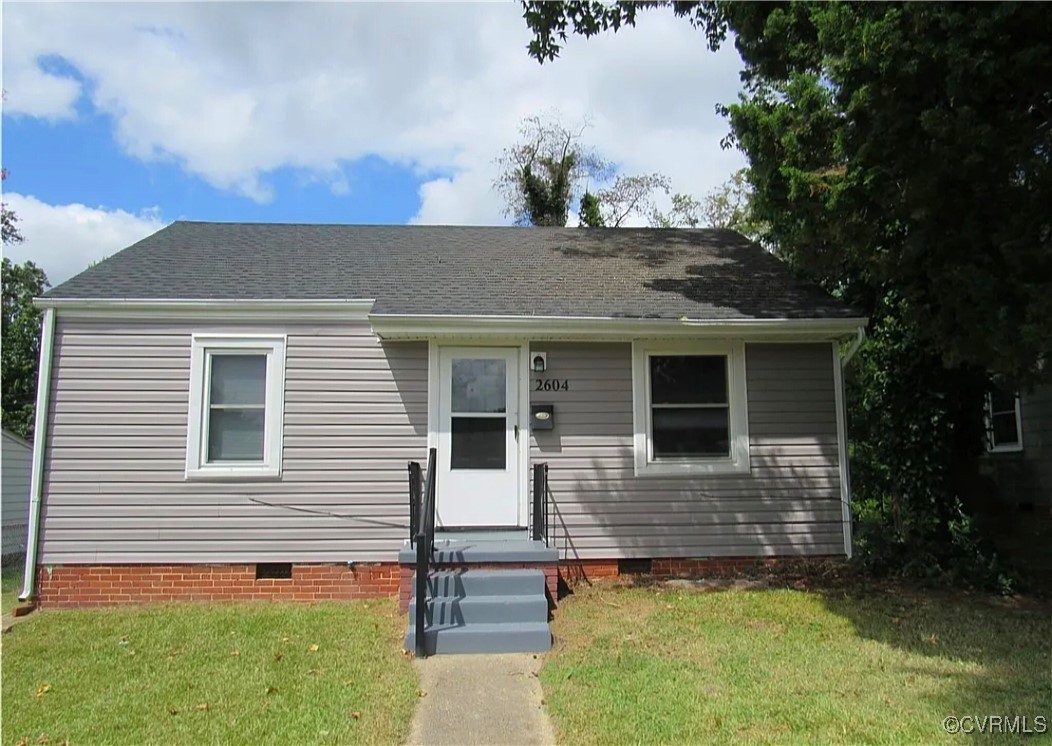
[273,651,284,661]
[282,636,290,644]
[35,684,51,698]
[266,686,278,696]
[343,680,354,686]
[418,690,428,698]
[36,735,51,745]
[349,712,361,720]
[308,644,320,653]
[230,649,240,657]
[167,706,180,716]
[307,669,319,676]
[117,637,130,646]
[16,738,29,746]
[194,703,211,712]
[128,649,137,657]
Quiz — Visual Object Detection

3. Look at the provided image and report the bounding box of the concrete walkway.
[407,654,556,746]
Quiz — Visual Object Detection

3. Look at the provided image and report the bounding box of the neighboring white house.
[2,429,32,559]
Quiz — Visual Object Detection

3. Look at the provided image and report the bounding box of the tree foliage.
[497,114,682,227]
[494,114,610,226]
[650,169,768,241]
[2,168,24,246]
[523,1,1052,588]
[2,258,49,439]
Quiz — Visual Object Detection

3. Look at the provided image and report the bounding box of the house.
[982,384,1052,512]
[2,429,32,560]
[21,222,865,653]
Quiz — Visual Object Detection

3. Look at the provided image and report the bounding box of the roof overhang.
[34,298,376,321]
[369,313,869,341]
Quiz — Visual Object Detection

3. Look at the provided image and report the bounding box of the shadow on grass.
[817,586,1051,739]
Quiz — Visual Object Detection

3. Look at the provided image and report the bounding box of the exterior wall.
[529,342,846,559]
[2,430,32,558]
[983,384,1052,508]
[39,319,427,564]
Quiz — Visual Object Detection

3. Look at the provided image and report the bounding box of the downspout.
[20,306,56,602]
[833,325,867,560]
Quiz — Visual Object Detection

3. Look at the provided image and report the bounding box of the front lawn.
[542,582,1050,745]
[2,601,418,745]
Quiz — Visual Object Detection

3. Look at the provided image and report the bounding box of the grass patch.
[542,582,1050,744]
[2,601,418,745]
[1,560,23,615]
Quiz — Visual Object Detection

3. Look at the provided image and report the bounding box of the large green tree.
[523,1,1052,587]
[2,258,49,439]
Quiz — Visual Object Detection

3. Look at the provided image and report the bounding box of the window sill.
[987,444,1024,454]
[185,465,281,481]
[634,457,750,478]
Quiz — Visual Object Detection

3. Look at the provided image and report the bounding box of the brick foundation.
[36,556,812,608]
[36,563,401,608]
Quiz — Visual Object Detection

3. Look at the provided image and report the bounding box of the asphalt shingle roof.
[45,222,858,320]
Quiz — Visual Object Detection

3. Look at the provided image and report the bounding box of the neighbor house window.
[631,341,750,476]
[186,334,287,478]
[985,389,1023,453]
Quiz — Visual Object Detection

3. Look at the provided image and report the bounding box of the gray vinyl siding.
[2,430,32,557]
[984,384,1052,507]
[529,342,846,559]
[39,320,427,564]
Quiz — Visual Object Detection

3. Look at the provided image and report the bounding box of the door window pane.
[652,407,729,458]
[650,355,727,404]
[208,409,265,461]
[451,417,506,469]
[452,358,506,413]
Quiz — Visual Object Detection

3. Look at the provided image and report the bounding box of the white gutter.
[370,313,870,340]
[21,307,56,602]
[34,298,376,321]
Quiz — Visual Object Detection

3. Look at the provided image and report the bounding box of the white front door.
[437,347,520,528]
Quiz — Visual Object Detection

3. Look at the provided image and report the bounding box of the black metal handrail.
[407,461,422,547]
[414,448,437,657]
[532,462,549,545]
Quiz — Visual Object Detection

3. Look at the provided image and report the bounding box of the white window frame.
[631,340,750,477]
[985,391,1023,453]
[186,334,287,479]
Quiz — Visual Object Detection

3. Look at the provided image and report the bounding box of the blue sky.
[2,3,744,286]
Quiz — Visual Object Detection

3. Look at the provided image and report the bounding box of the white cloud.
[2,3,746,222]
[2,193,165,285]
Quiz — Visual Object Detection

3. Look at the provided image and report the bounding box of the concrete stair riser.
[408,594,549,626]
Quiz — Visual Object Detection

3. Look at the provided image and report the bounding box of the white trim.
[21,308,56,602]
[832,341,853,559]
[185,334,287,480]
[631,340,750,477]
[985,391,1024,453]
[34,298,375,321]
[371,313,868,341]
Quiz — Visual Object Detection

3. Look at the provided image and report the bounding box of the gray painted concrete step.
[404,622,552,655]
[408,594,549,625]
[413,569,546,599]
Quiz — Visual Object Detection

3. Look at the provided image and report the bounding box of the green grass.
[1,559,23,615]
[541,582,1051,745]
[2,601,418,745]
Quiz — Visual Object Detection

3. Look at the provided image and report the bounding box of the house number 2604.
[535,379,570,392]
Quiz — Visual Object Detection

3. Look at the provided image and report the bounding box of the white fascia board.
[370,313,869,341]
[33,298,376,321]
